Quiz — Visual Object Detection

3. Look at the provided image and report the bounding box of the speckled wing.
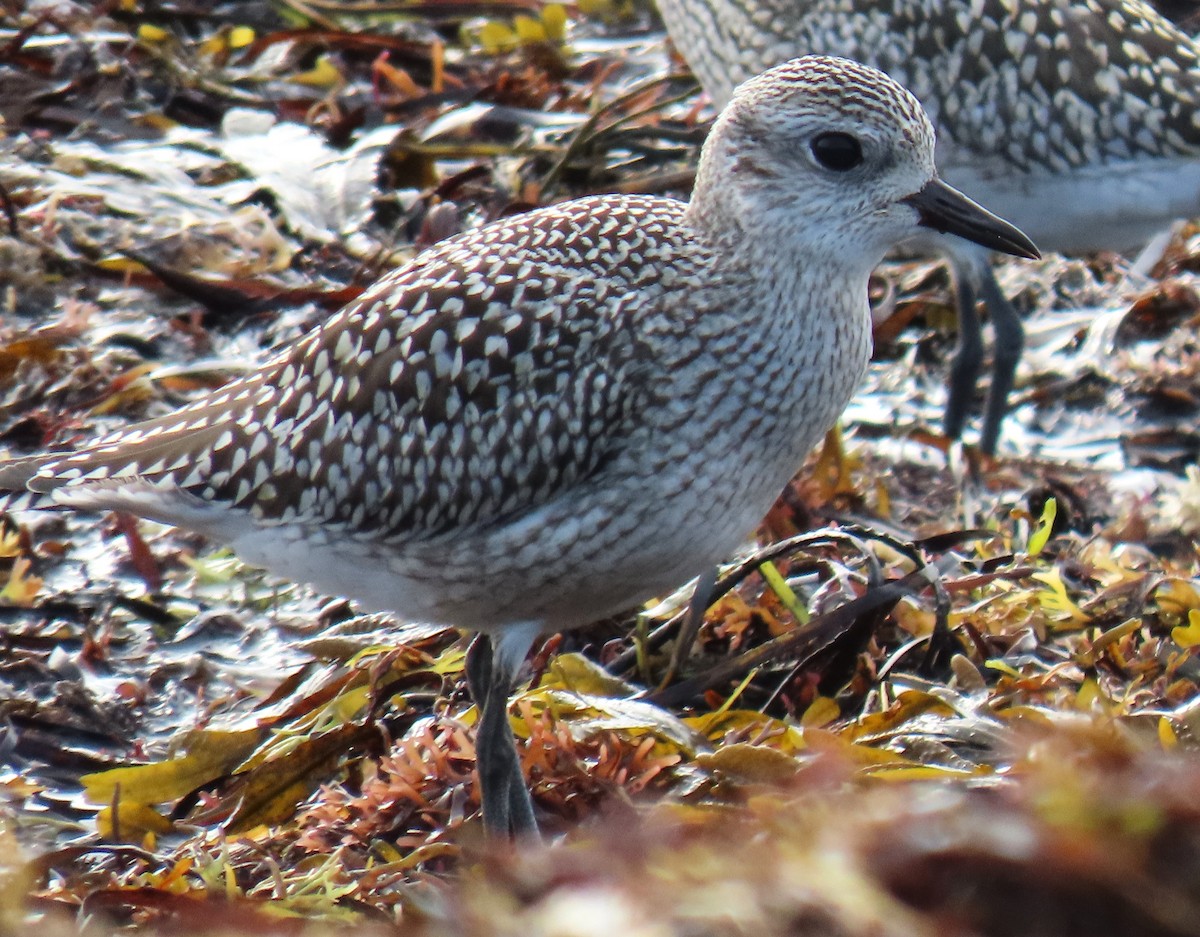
[894,0,1200,170]
[0,196,682,540]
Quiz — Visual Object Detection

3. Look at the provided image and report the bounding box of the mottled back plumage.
[7,201,683,538]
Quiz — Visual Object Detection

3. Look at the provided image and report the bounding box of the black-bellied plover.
[0,56,1037,837]
[656,0,1200,453]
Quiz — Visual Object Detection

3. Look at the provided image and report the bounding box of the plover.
[0,56,1037,836]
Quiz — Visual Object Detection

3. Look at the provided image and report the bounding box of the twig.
[647,568,933,708]
[0,180,18,238]
[540,73,697,196]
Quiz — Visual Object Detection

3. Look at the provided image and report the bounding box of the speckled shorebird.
[656,0,1200,452]
[0,57,1036,837]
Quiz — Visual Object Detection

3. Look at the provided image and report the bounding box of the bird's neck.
[686,171,882,286]
[681,159,877,443]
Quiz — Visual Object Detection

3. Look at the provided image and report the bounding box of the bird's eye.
[810,132,864,172]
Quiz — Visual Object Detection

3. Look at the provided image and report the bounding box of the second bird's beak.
[903,178,1040,260]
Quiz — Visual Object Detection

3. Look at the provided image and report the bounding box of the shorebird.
[0,56,1036,837]
[655,0,1200,453]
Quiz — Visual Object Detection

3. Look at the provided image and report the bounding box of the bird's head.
[691,55,1039,271]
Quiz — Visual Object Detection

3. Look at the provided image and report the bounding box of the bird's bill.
[903,178,1040,260]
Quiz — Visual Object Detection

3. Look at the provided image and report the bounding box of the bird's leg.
[943,267,984,444]
[662,566,719,687]
[465,631,539,839]
[977,269,1024,456]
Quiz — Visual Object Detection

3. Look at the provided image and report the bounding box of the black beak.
[903,178,1040,260]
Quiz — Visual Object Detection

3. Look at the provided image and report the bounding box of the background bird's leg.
[943,261,984,444]
[465,629,539,839]
[977,269,1024,456]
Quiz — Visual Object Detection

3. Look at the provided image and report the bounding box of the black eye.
[811,132,864,172]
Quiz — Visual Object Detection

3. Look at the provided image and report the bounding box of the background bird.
[655,0,1200,453]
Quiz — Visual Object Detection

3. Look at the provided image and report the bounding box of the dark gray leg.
[663,565,719,685]
[977,269,1024,456]
[944,259,1023,455]
[944,270,983,444]
[465,632,538,839]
